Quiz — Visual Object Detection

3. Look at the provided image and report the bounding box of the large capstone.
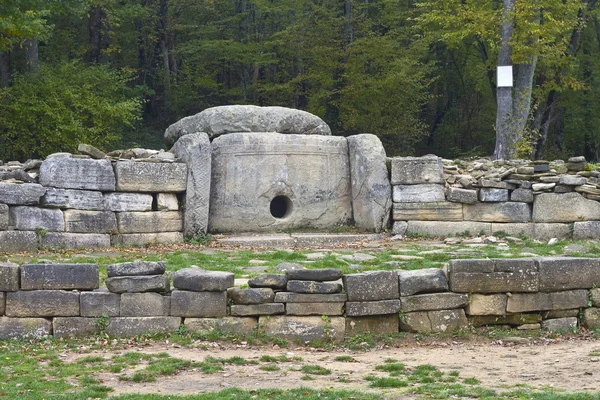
[39,157,116,191]
[114,161,187,193]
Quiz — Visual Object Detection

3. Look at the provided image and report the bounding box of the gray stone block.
[170,290,227,317]
[230,304,285,316]
[156,193,179,211]
[0,292,4,315]
[392,184,445,203]
[0,262,20,292]
[105,275,170,294]
[591,288,600,307]
[392,202,463,221]
[392,221,408,235]
[184,317,258,336]
[114,161,187,192]
[449,258,538,293]
[406,221,492,237]
[398,268,448,297]
[533,193,600,222]
[120,293,170,316]
[40,233,111,250]
[53,317,100,338]
[10,206,64,231]
[0,182,46,205]
[6,290,79,317]
[470,313,541,326]
[172,268,234,292]
[345,299,401,316]
[40,157,115,191]
[343,271,399,301]
[401,293,468,312]
[446,187,478,204]
[41,188,105,210]
[400,309,467,333]
[0,231,38,252]
[286,281,342,294]
[537,257,600,291]
[559,175,587,186]
[285,268,343,282]
[80,292,120,317]
[506,290,588,313]
[248,274,287,289]
[466,294,507,316]
[582,308,600,329]
[0,204,8,230]
[110,232,184,247]
[573,221,600,240]
[227,288,274,305]
[258,315,345,343]
[511,188,534,203]
[542,317,578,332]
[107,261,166,277]
[273,293,347,303]
[64,210,117,233]
[0,316,52,339]
[106,317,182,337]
[478,188,509,202]
[116,211,183,233]
[542,309,580,319]
[21,263,99,290]
[449,259,495,273]
[286,302,344,316]
[103,193,153,212]
[346,314,399,335]
[391,155,443,185]
[463,202,532,223]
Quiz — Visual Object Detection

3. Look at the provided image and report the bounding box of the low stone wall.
[1,258,598,341]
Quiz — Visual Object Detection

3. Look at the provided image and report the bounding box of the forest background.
[1,0,599,162]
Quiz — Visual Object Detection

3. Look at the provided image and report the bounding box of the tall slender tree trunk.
[344,0,353,45]
[88,6,110,63]
[0,50,11,87]
[24,39,39,73]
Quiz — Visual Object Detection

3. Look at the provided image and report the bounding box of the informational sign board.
[497,66,513,88]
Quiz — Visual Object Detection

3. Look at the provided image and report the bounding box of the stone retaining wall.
[1,259,598,340]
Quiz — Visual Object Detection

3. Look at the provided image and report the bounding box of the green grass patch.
[301,365,332,375]
[368,377,408,388]
[375,363,405,372]
[334,355,355,362]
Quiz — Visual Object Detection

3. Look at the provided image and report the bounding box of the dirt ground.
[66,336,600,397]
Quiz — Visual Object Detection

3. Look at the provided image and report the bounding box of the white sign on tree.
[497,66,513,88]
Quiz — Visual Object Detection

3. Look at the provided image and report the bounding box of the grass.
[301,365,332,375]
[334,355,355,362]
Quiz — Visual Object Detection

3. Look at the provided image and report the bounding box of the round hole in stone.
[270,195,293,219]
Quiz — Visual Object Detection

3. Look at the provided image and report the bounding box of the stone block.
[116,211,183,233]
[53,317,100,338]
[490,223,571,240]
[41,188,105,210]
[184,317,258,336]
[171,132,212,236]
[6,290,79,317]
[479,188,508,202]
[103,193,153,212]
[0,292,4,315]
[398,268,448,297]
[9,206,64,231]
[506,290,588,313]
[582,308,600,329]
[399,311,430,333]
[533,193,600,222]
[40,233,111,250]
[110,232,184,247]
[273,293,347,303]
[392,221,408,234]
[63,210,116,233]
[0,316,52,340]
[114,161,187,192]
[286,281,342,294]
[573,221,600,240]
[248,274,287,289]
[479,179,517,190]
[40,157,115,191]
[466,294,507,316]
[511,188,534,203]
[542,317,577,332]
[0,204,8,230]
[120,293,170,316]
[400,309,467,333]
[170,290,227,317]
[392,202,463,221]
[285,302,344,316]
[401,293,468,312]
[106,317,182,337]
[228,288,274,305]
[537,257,600,291]
[107,261,165,278]
[447,187,478,204]
[345,314,399,336]
[449,259,495,274]
[347,134,392,232]
[406,221,492,237]
[345,299,401,316]
[559,175,587,186]
[392,184,445,203]
[80,292,120,317]
[105,275,170,294]
[0,231,38,252]
[172,268,234,292]
[21,263,99,290]
[591,288,600,307]
[470,313,541,326]
[230,304,285,316]
[156,193,179,211]
[0,262,20,292]
[449,258,538,293]
[463,202,532,223]
[0,182,46,205]
[258,315,345,343]
[343,271,399,301]
[285,268,343,282]
[390,155,443,185]
[542,309,580,319]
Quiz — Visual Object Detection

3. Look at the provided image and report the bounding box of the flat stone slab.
[184,317,258,336]
[0,316,52,340]
[0,231,39,252]
[537,257,600,291]
[64,210,117,233]
[448,258,538,293]
[506,290,588,313]
[463,202,532,223]
[542,317,578,332]
[170,290,227,317]
[345,299,401,316]
[80,292,120,317]
[291,234,370,247]
[105,275,170,293]
[447,187,478,204]
[479,188,508,202]
[228,288,274,305]
[286,280,342,294]
[343,271,399,301]
[42,188,105,210]
[285,302,344,316]
[173,268,234,292]
[0,292,4,315]
[466,294,507,316]
[398,269,448,297]
[285,268,343,282]
[6,290,79,317]
[53,317,100,338]
[391,155,444,185]
[116,211,183,233]
[107,261,166,277]
[10,206,64,231]
[401,293,468,312]
[582,308,600,329]
[393,184,445,203]
[0,182,46,205]
[110,232,184,247]
[104,193,153,212]
[0,262,20,291]
[114,161,187,192]
[533,192,600,222]
[230,304,284,316]
[120,292,170,317]
[591,288,600,307]
[470,313,541,327]
[21,263,99,290]
[40,157,116,191]
[273,293,347,303]
[248,274,288,289]
[107,317,182,337]
[405,221,492,238]
[393,202,463,221]
[258,315,345,343]
[400,309,467,333]
[573,221,600,240]
[40,233,111,250]
[346,314,399,336]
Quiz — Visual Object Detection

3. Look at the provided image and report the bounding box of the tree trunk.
[534,91,557,160]
[24,39,39,73]
[88,6,110,63]
[344,0,353,45]
[0,50,11,87]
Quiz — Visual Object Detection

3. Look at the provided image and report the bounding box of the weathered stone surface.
[533,193,600,222]
[273,293,347,303]
[399,311,430,333]
[53,317,100,338]
[391,155,443,185]
[0,182,46,205]
[392,184,445,203]
[170,290,227,317]
[107,261,166,277]
[449,259,494,273]
[0,292,4,315]
[0,231,38,252]
[78,143,105,159]
[107,317,182,337]
[506,290,588,313]
[248,274,287,289]
[542,317,578,332]
[156,193,179,211]
[582,308,600,329]
[346,314,399,335]
[0,317,51,339]
[10,206,64,231]
[345,299,401,316]
[449,258,538,293]
[41,188,105,210]
[40,233,110,249]
[120,293,170,316]
[110,232,184,247]
[64,210,117,233]
[258,315,344,343]
[286,280,342,294]
[398,269,448,296]
[114,161,187,192]
[165,105,331,145]
[173,268,234,292]
[103,193,153,212]
[209,133,351,232]
[230,303,285,316]
[510,188,534,203]
[116,211,183,233]
[446,187,478,204]
[0,262,20,292]
[479,188,509,202]
[6,290,79,317]
[559,175,587,186]
[347,134,392,232]
[478,179,517,190]
[286,302,344,316]
[392,221,408,235]
[21,263,99,290]
[463,202,532,223]
[0,204,7,230]
[40,157,115,191]
[537,257,600,291]
[171,133,211,236]
[184,317,257,336]
[469,313,541,326]
[105,275,170,294]
[392,202,463,221]
[285,268,343,282]
[591,288,600,307]
[400,309,467,333]
[406,221,492,237]
[573,221,600,240]
[343,271,399,301]
[401,293,468,312]
[466,294,507,316]
[80,292,120,317]
[532,182,556,191]
[228,288,274,305]
[490,223,571,240]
